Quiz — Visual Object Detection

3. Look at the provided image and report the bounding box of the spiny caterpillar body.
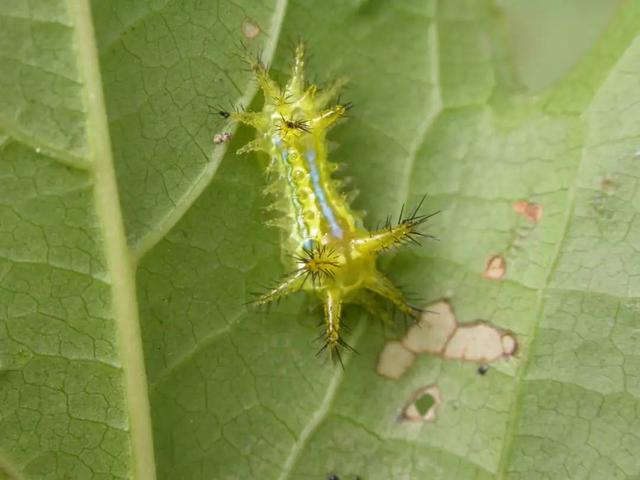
[221,43,435,363]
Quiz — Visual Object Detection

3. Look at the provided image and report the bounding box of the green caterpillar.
[220,43,435,363]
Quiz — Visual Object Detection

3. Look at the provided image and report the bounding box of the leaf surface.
[2,1,640,479]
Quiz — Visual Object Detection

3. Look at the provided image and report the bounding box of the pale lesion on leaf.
[377,300,518,380]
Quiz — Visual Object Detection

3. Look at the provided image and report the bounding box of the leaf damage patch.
[483,254,506,280]
[512,200,543,223]
[401,385,442,422]
[481,199,544,282]
[444,322,517,362]
[377,300,517,379]
[403,300,456,354]
[376,340,415,380]
[592,175,618,216]
[241,17,261,39]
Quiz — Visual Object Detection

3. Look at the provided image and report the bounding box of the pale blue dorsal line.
[305,149,343,240]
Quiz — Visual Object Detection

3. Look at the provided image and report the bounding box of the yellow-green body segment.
[226,44,431,360]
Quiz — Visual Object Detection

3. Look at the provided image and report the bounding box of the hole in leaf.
[414,392,435,416]
[402,385,442,422]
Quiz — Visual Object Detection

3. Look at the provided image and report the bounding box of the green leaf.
[2,1,640,479]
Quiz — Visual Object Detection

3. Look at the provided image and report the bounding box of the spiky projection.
[221,43,435,364]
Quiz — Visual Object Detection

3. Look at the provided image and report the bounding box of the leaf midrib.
[68,0,156,478]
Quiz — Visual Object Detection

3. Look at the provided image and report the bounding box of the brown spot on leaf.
[601,176,617,193]
[512,200,543,223]
[483,254,506,280]
[592,176,617,216]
